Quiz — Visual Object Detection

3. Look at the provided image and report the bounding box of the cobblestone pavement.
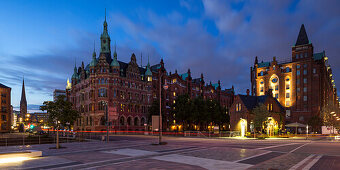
[0,135,339,170]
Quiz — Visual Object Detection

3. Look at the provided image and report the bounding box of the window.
[260,71,264,76]
[172,79,177,83]
[98,88,107,97]
[297,88,300,93]
[304,78,307,84]
[1,115,6,121]
[304,64,307,68]
[272,78,278,83]
[275,85,278,91]
[300,53,303,58]
[304,52,308,58]
[236,103,241,112]
[260,87,264,92]
[286,67,290,72]
[286,84,290,90]
[303,70,307,75]
[313,68,316,74]
[304,96,307,101]
[297,70,300,76]
[296,54,299,59]
[297,79,300,85]
[304,87,307,93]
[260,81,264,84]
[286,101,290,107]
[286,93,290,98]
[275,93,278,99]
[297,65,300,69]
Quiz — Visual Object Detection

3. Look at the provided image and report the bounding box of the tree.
[307,115,323,133]
[40,95,80,149]
[253,103,270,134]
[320,101,339,134]
[148,100,160,124]
[172,94,192,131]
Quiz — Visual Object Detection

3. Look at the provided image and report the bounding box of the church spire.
[20,77,27,117]
[295,24,309,46]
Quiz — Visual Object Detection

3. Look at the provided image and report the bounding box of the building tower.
[20,78,27,119]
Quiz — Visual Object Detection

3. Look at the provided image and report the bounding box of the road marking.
[289,143,309,153]
[234,151,272,163]
[257,143,299,150]
[302,155,322,170]
[289,154,315,170]
[153,154,252,170]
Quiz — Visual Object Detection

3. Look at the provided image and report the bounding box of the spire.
[100,9,111,53]
[72,62,78,79]
[295,24,309,46]
[113,41,117,59]
[20,77,27,116]
[255,56,258,65]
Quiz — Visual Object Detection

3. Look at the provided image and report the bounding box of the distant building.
[0,83,11,132]
[31,112,49,124]
[250,24,339,125]
[53,89,66,101]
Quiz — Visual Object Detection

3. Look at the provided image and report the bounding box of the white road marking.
[257,143,299,150]
[302,155,322,170]
[234,151,272,163]
[289,154,315,170]
[102,148,157,157]
[153,154,252,170]
[289,142,309,153]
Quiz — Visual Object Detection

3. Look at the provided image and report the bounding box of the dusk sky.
[0,0,339,108]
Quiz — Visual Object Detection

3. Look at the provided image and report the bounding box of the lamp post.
[102,101,109,143]
[159,73,162,144]
[306,125,308,139]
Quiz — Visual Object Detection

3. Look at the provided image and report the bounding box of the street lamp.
[102,101,109,143]
[159,70,168,145]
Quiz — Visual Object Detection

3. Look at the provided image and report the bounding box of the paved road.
[0,135,339,169]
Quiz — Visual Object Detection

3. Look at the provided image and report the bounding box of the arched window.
[127,117,132,126]
[134,117,139,126]
[141,117,145,126]
[120,116,125,126]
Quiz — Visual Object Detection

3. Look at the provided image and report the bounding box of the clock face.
[272,78,278,83]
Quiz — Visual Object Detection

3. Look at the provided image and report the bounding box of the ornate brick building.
[0,83,11,132]
[250,24,339,125]
[68,14,234,131]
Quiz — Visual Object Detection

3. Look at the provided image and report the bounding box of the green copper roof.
[180,73,188,80]
[145,62,152,76]
[258,61,270,68]
[313,51,325,61]
[212,83,219,90]
[111,56,120,67]
[72,66,78,79]
[89,51,98,67]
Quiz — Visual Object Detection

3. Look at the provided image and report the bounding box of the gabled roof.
[258,61,270,68]
[295,24,310,46]
[238,95,284,112]
[150,64,161,72]
[0,83,10,89]
[212,83,219,89]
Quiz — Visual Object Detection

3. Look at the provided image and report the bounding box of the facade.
[31,112,49,124]
[149,65,235,130]
[0,83,11,132]
[250,24,339,125]
[68,14,234,131]
[53,89,66,101]
[230,90,285,134]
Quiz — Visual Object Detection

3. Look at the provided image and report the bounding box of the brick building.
[250,24,339,125]
[230,90,285,134]
[68,14,234,131]
[0,83,11,132]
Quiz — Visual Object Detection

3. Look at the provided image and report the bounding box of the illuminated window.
[260,87,264,92]
[147,77,152,82]
[297,64,300,69]
[172,79,177,83]
[275,85,278,91]
[286,93,290,98]
[275,93,278,99]
[286,101,290,107]
[286,84,290,90]
[173,92,176,97]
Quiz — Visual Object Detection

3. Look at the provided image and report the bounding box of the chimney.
[246,89,250,96]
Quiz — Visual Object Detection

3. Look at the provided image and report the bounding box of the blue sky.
[0,0,339,108]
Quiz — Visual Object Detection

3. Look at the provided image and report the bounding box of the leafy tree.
[40,95,79,148]
[320,101,339,134]
[253,103,270,133]
[148,100,160,124]
[172,94,192,131]
[307,115,323,133]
